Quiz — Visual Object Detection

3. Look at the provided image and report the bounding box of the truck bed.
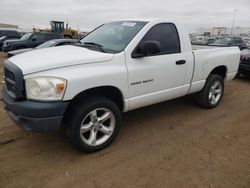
[189,46,240,94]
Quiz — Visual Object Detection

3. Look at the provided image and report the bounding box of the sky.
[1,0,250,32]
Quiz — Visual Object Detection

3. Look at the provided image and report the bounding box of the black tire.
[196,74,224,109]
[66,96,122,153]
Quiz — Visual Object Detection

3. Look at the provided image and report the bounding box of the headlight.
[25,77,67,101]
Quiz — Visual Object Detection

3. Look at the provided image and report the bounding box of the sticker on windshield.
[121,22,136,27]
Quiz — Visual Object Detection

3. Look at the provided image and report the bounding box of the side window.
[31,34,38,40]
[31,34,41,41]
[141,23,181,55]
[31,34,47,41]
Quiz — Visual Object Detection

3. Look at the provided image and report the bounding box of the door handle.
[176,60,186,65]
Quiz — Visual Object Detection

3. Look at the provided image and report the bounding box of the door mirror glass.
[141,40,161,55]
[32,38,37,42]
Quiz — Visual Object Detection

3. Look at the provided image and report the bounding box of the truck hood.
[8,45,115,74]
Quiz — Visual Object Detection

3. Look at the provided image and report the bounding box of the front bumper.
[2,88,69,132]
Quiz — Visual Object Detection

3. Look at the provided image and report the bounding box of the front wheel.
[66,97,122,153]
[196,74,224,109]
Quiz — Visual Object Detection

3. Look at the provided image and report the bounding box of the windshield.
[213,38,232,45]
[80,21,147,53]
[36,41,56,49]
[20,33,33,41]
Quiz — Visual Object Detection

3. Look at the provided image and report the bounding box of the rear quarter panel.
[189,47,240,93]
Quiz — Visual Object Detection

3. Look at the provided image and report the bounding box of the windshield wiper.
[82,42,106,52]
[84,42,103,47]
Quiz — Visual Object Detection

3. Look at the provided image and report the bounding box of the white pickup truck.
[3,19,240,152]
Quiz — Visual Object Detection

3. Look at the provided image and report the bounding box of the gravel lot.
[0,52,250,188]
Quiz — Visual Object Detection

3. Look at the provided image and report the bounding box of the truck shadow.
[237,75,250,83]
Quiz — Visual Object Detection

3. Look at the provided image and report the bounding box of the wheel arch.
[208,65,227,80]
[66,86,125,113]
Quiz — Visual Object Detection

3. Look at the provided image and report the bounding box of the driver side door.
[126,23,190,110]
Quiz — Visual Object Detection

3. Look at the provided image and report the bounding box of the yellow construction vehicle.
[33,21,80,39]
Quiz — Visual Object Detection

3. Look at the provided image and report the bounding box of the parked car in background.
[191,36,217,45]
[0,29,20,39]
[7,39,78,57]
[242,37,250,48]
[0,29,20,50]
[207,37,216,44]
[191,36,206,45]
[210,37,247,50]
[2,32,63,52]
[238,49,250,76]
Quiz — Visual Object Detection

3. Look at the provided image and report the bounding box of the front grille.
[4,68,15,81]
[4,60,25,100]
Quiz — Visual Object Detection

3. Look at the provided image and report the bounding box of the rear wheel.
[66,97,121,153]
[196,74,224,109]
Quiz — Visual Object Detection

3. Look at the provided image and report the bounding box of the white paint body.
[8,19,240,112]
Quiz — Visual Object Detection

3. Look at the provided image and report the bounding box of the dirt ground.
[0,52,250,188]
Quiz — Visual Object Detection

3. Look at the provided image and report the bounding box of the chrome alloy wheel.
[208,80,223,105]
[79,108,115,146]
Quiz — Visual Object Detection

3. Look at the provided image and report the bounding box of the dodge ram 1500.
[3,19,240,152]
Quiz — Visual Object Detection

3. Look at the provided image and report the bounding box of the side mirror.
[32,38,37,42]
[132,40,161,58]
